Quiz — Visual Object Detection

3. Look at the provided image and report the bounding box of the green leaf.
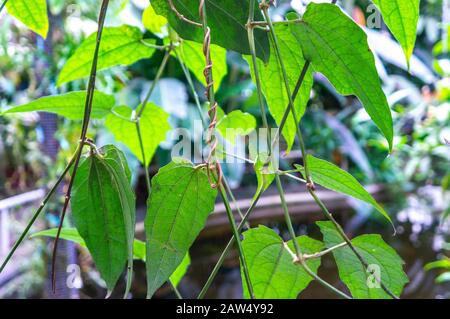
[425,258,450,271]
[372,0,420,66]
[3,91,115,120]
[296,155,392,224]
[317,221,408,299]
[71,145,136,293]
[253,154,275,200]
[216,108,256,144]
[6,0,48,38]
[57,25,157,86]
[436,272,450,284]
[142,4,168,35]
[174,39,227,92]
[105,104,170,166]
[145,159,217,298]
[241,225,323,299]
[289,3,393,150]
[152,0,270,63]
[170,254,191,287]
[245,24,313,152]
[30,228,146,261]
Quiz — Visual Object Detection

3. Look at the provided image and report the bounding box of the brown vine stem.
[174,49,248,227]
[261,0,399,299]
[198,0,255,298]
[51,0,110,293]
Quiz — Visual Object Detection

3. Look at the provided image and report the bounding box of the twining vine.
[0,0,418,299]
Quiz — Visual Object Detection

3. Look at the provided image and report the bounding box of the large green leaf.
[152,0,270,63]
[174,39,227,92]
[71,145,136,294]
[6,0,48,38]
[241,225,323,299]
[289,3,393,150]
[295,155,391,224]
[317,221,408,299]
[2,91,115,120]
[145,159,217,298]
[105,104,170,166]
[372,0,420,66]
[245,23,313,152]
[57,25,156,86]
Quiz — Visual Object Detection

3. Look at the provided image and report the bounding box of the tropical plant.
[1,0,433,299]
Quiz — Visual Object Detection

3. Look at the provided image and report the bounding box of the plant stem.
[245,0,350,299]
[137,48,171,118]
[197,186,263,299]
[262,7,312,184]
[282,243,351,299]
[262,1,398,299]
[302,242,347,260]
[0,0,7,13]
[135,120,151,190]
[218,184,255,298]
[51,0,110,292]
[0,148,78,273]
[170,281,183,299]
[278,171,307,184]
[174,48,207,127]
[274,175,301,255]
[175,50,247,225]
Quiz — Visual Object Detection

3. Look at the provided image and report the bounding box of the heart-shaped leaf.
[71,145,136,294]
[289,3,393,150]
[145,159,217,298]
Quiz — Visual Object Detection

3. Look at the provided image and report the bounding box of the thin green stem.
[198,187,264,299]
[245,0,350,299]
[278,171,307,184]
[0,148,78,273]
[262,7,312,184]
[283,242,351,299]
[137,48,171,118]
[135,121,151,191]
[222,175,248,227]
[302,242,347,260]
[0,0,7,13]
[275,175,301,256]
[262,1,398,299]
[170,281,183,299]
[174,49,207,127]
[218,184,254,299]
